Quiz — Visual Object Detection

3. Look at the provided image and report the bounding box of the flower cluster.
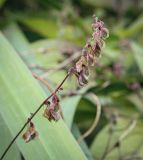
[43,94,61,121]
[22,121,38,143]
[72,16,109,86]
[22,94,61,143]
[21,16,109,143]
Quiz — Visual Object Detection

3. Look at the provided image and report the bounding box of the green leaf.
[3,24,80,126]
[20,17,59,38]
[91,118,143,160]
[3,23,37,65]
[128,90,143,113]
[3,23,29,52]
[131,42,143,76]
[61,83,97,129]
[0,32,87,160]
[20,16,85,45]
[117,16,143,38]
[61,96,81,129]
[72,124,94,160]
[75,97,97,129]
[0,114,21,160]
[0,0,5,8]
[30,39,65,69]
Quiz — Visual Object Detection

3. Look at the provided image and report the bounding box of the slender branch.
[0,72,70,160]
[29,51,79,75]
[33,73,64,119]
[101,125,114,160]
[102,119,137,160]
[29,64,50,71]
[121,155,143,160]
[33,73,53,93]
[41,51,80,78]
[118,120,136,142]
[77,93,101,143]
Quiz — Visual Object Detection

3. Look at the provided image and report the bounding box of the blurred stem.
[101,125,114,160]
[77,93,101,143]
[101,120,137,160]
[0,72,71,160]
[118,120,136,142]
[33,73,53,92]
[29,51,80,75]
[41,51,80,78]
[33,72,64,119]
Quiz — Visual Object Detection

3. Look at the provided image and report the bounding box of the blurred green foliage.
[0,0,143,160]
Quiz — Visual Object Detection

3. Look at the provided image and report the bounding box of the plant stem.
[33,73,53,93]
[33,72,64,119]
[0,72,70,160]
[41,51,80,78]
[77,93,101,143]
[101,119,137,160]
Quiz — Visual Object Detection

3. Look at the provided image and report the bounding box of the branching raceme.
[0,15,109,160]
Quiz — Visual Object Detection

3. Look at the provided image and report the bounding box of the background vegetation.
[0,0,143,160]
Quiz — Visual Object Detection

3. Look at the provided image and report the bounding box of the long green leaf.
[0,114,21,160]
[3,23,37,65]
[72,124,94,160]
[0,32,87,160]
[131,42,143,76]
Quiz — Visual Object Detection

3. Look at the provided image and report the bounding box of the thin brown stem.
[77,93,101,143]
[33,73,64,119]
[0,72,70,160]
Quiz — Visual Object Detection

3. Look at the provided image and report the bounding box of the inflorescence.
[22,15,109,142]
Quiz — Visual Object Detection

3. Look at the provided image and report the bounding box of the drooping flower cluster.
[21,16,109,144]
[43,94,61,121]
[72,16,109,86]
[22,121,38,143]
